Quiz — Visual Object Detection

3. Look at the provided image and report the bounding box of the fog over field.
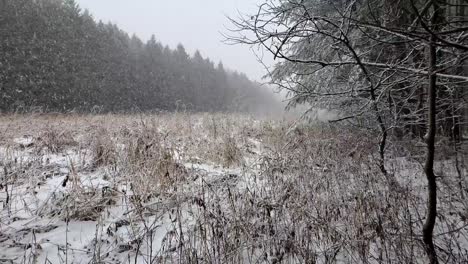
[75,0,274,82]
[0,1,467,263]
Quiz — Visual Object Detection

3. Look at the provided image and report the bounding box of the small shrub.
[92,129,116,167]
[38,126,77,153]
[221,136,243,167]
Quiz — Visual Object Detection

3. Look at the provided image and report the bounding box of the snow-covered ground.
[0,113,467,263]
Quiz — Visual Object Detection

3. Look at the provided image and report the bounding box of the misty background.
[0,0,282,113]
[76,0,273,82]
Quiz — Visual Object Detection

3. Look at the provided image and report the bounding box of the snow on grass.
[0,113,466,263]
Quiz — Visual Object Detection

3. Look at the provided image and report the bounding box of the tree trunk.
[422,3,440,263]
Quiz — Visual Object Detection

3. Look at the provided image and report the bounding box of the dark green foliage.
[0,0,278,113]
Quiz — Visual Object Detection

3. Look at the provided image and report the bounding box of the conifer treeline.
[0,0,278,113]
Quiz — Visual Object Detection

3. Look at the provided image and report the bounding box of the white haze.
[75,0,274,82]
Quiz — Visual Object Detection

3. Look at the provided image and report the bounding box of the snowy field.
[0,113,467,263]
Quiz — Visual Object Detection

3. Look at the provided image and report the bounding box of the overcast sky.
[75,0,273,81]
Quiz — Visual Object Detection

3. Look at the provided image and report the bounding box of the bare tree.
[227,0,468,262]
[423,3,440,262]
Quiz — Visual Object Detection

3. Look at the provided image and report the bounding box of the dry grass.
[0,113,466,263]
